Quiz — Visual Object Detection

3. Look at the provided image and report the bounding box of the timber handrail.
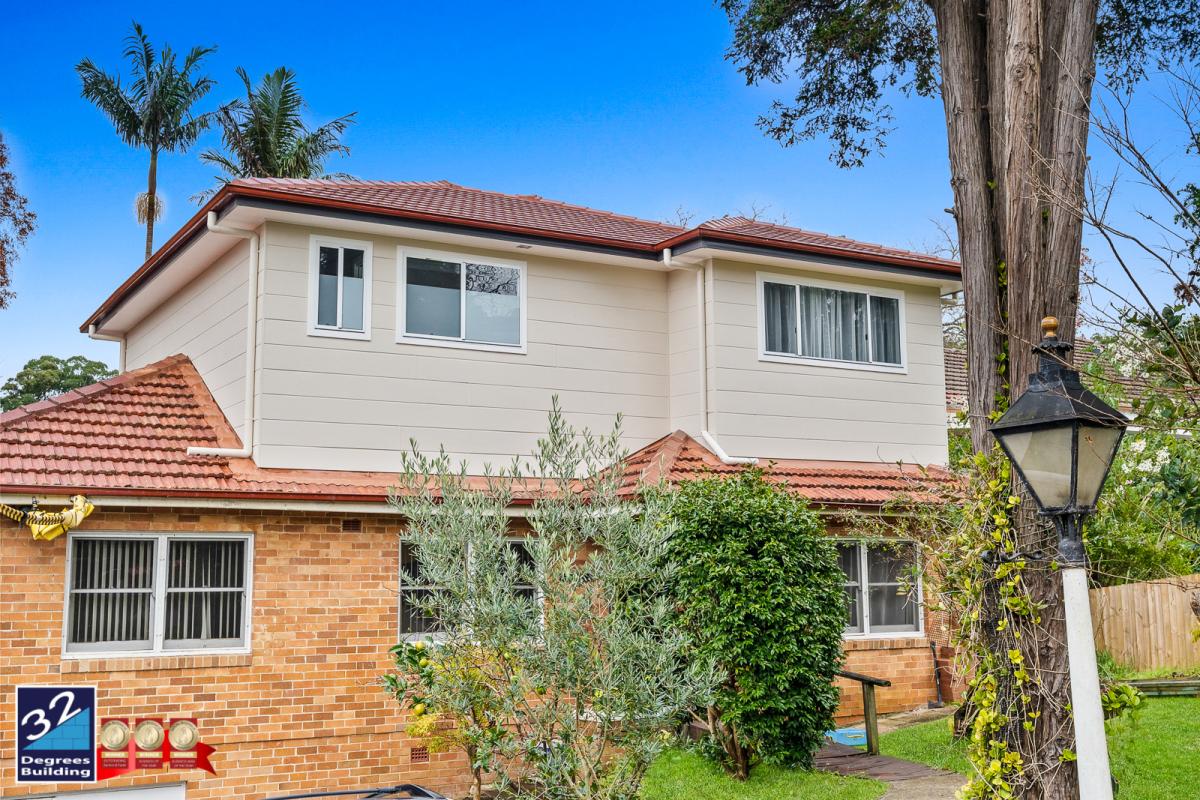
[836,670,892,755]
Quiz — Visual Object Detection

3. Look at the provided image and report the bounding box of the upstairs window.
[399,248,525,351]
[760,274,904,368]
[65,534,252,655]
[837,541,920,636]
[309,236,373,339]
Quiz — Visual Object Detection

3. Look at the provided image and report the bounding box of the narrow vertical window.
[400,541,441,636]
[310,237,372,338]
[763,281,798,355]
[838,543,863,634]
[466,263,520,345]
[869,295,902,365]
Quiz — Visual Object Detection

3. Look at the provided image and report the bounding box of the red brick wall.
[1,504,955,798]
[0,506,471,799]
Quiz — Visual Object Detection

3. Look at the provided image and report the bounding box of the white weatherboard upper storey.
[122,217,951,474]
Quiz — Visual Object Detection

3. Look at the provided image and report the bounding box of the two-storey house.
[1,179,961,800]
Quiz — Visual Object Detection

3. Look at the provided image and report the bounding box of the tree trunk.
[930,0,1100,796]
[144,148,158,261]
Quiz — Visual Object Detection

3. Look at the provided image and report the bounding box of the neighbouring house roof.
[0,355,953,508]
[81,179,961,332]
[621,430,956,506]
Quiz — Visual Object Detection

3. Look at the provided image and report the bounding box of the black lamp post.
[988,315,1127,800]
[988,316,1128,564]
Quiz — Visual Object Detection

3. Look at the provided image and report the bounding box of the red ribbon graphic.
[97,718,217,780]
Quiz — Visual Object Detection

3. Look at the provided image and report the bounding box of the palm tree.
[77,23,216,260]
[196,69,352,199]
[197,67,355,199]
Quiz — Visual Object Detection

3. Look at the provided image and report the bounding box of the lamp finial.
[1042,316,1059,340]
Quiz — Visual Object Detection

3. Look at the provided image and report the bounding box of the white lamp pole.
[989,317,1127,800]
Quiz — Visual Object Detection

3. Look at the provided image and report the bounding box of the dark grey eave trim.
[670,235,961,282]
[226,197,666,262]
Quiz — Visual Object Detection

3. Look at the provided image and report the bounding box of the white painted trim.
[755,270,909,374]
[395,245,528,354]
[61,532,254,660]
[307,234,373,341]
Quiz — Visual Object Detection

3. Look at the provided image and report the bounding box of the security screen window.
[399,541,441,636]
[837,541,920,635]
[316,245,367,332]
[404,254,522,346]
[66,535,250,654]
[763,278,902,366]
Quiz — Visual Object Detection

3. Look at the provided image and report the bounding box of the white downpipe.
[187,212,259,458]
[87,325,126,373]
[1062,567,1114,800]
[688,257,757,466]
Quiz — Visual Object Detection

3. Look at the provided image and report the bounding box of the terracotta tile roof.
[621,430,957,506]
[683,216,961,273]
[2,358,952,507]
[230,178,687,247]
[82,179,961,332]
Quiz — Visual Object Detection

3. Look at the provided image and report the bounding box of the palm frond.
[75,60,143,144]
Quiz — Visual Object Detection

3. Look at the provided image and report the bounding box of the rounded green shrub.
[665,469,847,778]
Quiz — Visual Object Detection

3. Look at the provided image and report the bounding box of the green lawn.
[877,697,1200,800]
[642,748,886,800]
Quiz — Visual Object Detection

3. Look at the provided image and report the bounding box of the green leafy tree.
[664,470,845,780]
[0,132,36,309]
[386,400,715,800]
[1,355,117,411]
[196,67,355,199]
[77,23,217,260]
[721,2,1200,795]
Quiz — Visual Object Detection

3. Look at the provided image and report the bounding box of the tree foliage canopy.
[1,355,117,411]
[664,470,846,777]
[721,0,1200,167]
[0,132,36,310]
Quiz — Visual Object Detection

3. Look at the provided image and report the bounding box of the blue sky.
[0,1,1188,376]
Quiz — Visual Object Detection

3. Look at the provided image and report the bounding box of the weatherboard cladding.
[0,355,953,505]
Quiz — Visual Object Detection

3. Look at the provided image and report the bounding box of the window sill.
[61,652,253,674]
[395,334,527,356]
[759,352,908,374]
[308,325,371,341]
[842,634,927,651]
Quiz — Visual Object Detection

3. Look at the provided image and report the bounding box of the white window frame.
[62,532,254,659]
[398,537,542,643]
[308,234,373,340]
[756,271,907,373]
[838,540,924,640]
[396,245,528,354]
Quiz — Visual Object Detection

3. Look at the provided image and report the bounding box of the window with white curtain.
[761,275,904,367]
[309,235,372,339]
[65,535,251,655]
[836,541,921,635]
[399,248,525,350]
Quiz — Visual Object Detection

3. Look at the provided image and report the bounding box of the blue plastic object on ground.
[826,727,868,747]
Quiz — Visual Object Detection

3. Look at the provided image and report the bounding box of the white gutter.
[187,212,259,458]
[677,258,757,466]
[87,325,126,372]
